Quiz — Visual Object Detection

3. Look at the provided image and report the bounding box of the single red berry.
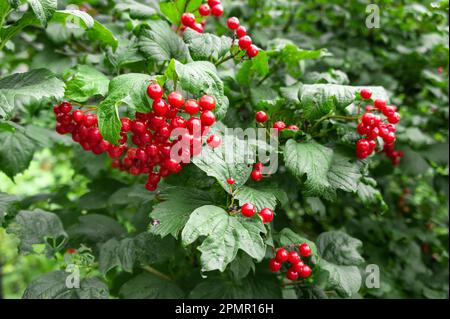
[361,112,375,126]
[147,83,164,100]
[247,45,259,58]
[299,243,312,257]
[254,162,264,171]
[53,105,60,114]
[199,4,211,16]
[145,144,159,157]
[255,111,268,123]
[238,36,252,50]
[153,99,169,116]
[268,258,282,272]
[190,22,204,33]
[67,248,77,255]
[388,112,401,124]
[211,4,224,16]
[236,26,247,38]
[145,182,157,191]
[171,116,187,129]
[360,89,372,100]
[147,173,161,185]
[288,251,301,264]
[200,110,216,126]
[184,99,200,115]
[187,117,202,133]
[227,17,240,30]
[275,248,289,263]
[149,115,165,130]
[199,95,216,110]
[286,268,299,281]
[251,170,263,182]
[366,126,380,140]
[241,203,256,217]
[132,120,147,134]
[181,13,196,27]
[292,261,305,272]
[382,105,396,117]
[121,118,132,132]
[208,0,221,6]
[207,134,222,148]
[273,121,286,131]
[386,124,396,132]
[227,177,235,185]
[287,125,299,131]
[299,264,312,278]
[73,110,84,123]
[59,102,72,113]
[383,131,396,144]
[356,139,370,153]
[259,208,274,223]
[83,114,97,127]
[168,92,185,108]
[374,99,387,110]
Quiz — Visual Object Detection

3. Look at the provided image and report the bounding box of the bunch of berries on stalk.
[255,111,300,132]
[180,0,224,33]
[54,83,221,192]
[240,202,274,223]
[269,244,313,281]
[226,16,259,58]
[356,89,403,164]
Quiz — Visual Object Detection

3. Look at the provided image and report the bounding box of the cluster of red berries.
[240,202,274,223]
[55,83,221,192]
[226,16,259,58]
[250,162,264,182]
[180,0,224,33]
[269,245,313,281]
[356,89,402,163]
[255,111,299,132]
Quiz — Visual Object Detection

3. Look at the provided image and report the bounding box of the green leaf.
[317,231,364,266]
[27,0,57,27]
[235,185,280,211]
[67,214,126,244]
[183,28,232,62]
[97,73,152,144]
[319,260,362,298]
[160,0,202,25]
[327,152,362,193]
[0,192,20,225]
[106,36,145,70]
[23,271,109,299]
[0,127,37,178]
[182,205,266,272]
[138,20,190,64]
[7,209,68,255]
[356,178,387,210]
[229,252,255,281]
[113,0,158,19]
[63,65,110,103]
[251,50,270,76]
[278,228,318,259]
[150,186,215,238]
[165,59,229,120]
[0,69,65,118]
[284,139,333,198]
[119,273,185,299]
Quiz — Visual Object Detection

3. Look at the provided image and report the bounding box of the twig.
[142,265,173,281]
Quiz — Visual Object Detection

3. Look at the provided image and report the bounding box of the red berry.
[259,208,274,223]
[287,125,299,131]
[247,45,259,58]
[299,243,312,257]
[149,115,165,130]
[254,162,264,171]
[153,99,169,116]
[147,83,164,100]
[171,116,187,129]
[147,173,161,185]
[238,36,252,50]
[200,111,216,126]
[388,112,401,124]
[241,203,256,217]
[208,0,221,6]
[73,110,84,123]
[145,144,159,157]
[187,117,202,133]
[275,248,289,263]
[273,121,286,131]
[211,4,224,16]
[199,4,211,16]
[121,118,132,132]
[236,26,247,38]
[367,126,380,140]
[268,258,282,272]
[382,105,396,117]
[59,102,72,113]
[207,134,222,148]
[164,158,182,173]
[356,139,370,153]
[184,99,200,115]
[67,248,77,254]
[374,99,387,110]
[168,92,185,108]
[299,264,312,278]
[360,89,372,100]
[145,182,157,191]
[361,113,375,126]
[181,13,196,27]
[292,261,305,272]
[132,120,147,134]
[288,251,301,264]
[190,22,204,33]
[53,105,60,114]
[286,268,299,281]
[383,131,396,144]
[357,123,369,135]
[255,111,268,123]
[83,114,97,127]
[199,95,216,110]
[227,17,240,30]
[251,170,263,182]
[227,177,235,185]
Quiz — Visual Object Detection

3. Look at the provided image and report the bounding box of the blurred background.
[1,0,448,298]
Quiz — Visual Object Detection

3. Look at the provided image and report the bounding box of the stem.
[311,113,358,132]
[142,265,173,281]
[215,53,235,67]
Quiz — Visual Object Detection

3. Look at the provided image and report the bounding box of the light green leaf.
[119,273,184,299]
[159,0,202,25]
[278,228,318,259]
[327,152,363,193]
[182,205,266,272]
[320,260,362,298]
[235,184,281,211]
[27,0,57,27]
[0,192,20,225]
[0,69,65,118]
[183,28,232,61]
[138,20,190,64]
[113,0,158,19]
[63,65,110,103]
[356,178,387,210]
[317,231,364,266]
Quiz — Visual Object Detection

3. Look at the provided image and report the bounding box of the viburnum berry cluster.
[356,89,403,164]
[226,16,259,58]
[255,111,299,132]
[240,202,274,223]
[269,244,313,281]
[180,0,224,33]
[55,83,221,192]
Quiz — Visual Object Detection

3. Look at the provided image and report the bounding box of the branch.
[142,265,173,281]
